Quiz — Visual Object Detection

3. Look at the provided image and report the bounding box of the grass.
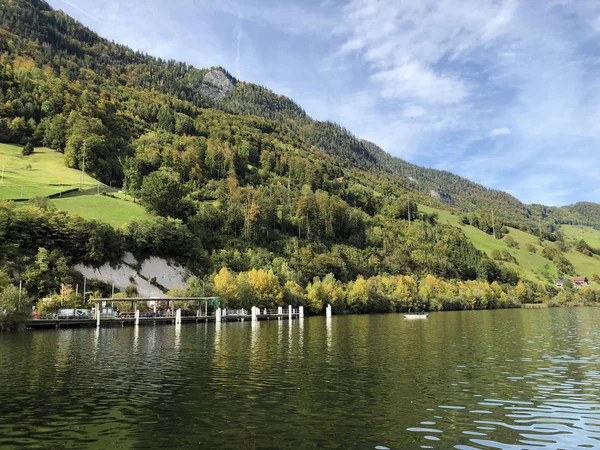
[420,204,558,283]
[421,204,600,285]
[0,143,102,199]
[560,225,600,281]
[561,224,600,249]
[50,195,154,228]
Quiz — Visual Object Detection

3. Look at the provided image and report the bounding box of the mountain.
[1,0,600,312]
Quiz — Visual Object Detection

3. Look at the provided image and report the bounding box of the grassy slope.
[50,195,153,228]
[420,204,558,283]
[422,204,600,285]
[561,224,600,248]
[0,143,102,199]
[560,225,600,278]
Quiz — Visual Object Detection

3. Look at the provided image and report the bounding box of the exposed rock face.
[200,69,235,99]
[75,253,188,298]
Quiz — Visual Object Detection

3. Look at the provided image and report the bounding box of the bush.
[0,285,34,330]
[22,141,34,156]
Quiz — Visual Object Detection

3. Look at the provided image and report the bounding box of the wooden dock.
[26,308,304,329]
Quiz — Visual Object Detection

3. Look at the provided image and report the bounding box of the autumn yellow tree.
[394,275,418,310]
[213,267,238,307]
[347,276,369,312]
[247,268,283,307]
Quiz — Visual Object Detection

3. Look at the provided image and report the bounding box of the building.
[573,276,589,288]
[555,279,568,288]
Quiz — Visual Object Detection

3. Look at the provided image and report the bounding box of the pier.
[26,297,305,329]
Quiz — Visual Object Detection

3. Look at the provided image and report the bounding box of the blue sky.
[48,0,600,206]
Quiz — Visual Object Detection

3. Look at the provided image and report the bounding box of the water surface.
[1,308,600,449]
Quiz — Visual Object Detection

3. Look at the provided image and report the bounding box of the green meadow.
[49,195,153,228]
[0,143,102,199]
[561,224,600,248]
[419,204,600,284]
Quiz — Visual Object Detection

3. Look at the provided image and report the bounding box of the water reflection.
[174,323,181,352]
[326,316,332,352]
[133,323,139,355]
[1,309,600,448]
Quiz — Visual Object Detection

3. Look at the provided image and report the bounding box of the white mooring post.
[96,306,100,327]
[135,309,140,326]
[278,306,283,315]
[263,308,267,315]
[176,308,182,325]
[252,306,257,322]
[299,306,304,318]
[223,308,227,318]
[288,305,292,321]
[326,304,332,318]
[216,307,222,322]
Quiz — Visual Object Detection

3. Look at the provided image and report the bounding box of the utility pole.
[492,209,496,239]
[83,277,87,304]
[407,194,411,227]
[81,140,86,188]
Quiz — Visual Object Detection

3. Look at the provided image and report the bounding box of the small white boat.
[403,313,429,320]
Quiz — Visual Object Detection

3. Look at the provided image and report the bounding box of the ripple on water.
[2,309,600,448]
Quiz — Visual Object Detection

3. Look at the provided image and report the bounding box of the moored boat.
[402,313,429,320]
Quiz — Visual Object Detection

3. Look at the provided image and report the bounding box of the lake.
[1,308,600,449]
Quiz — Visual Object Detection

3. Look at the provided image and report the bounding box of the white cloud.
[333,0,600,205]
[371,62,467,105]
[489,128,511,137]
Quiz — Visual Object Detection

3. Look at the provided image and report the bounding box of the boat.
[402,313,429,320]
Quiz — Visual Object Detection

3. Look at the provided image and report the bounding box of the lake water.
[1,308,600,449]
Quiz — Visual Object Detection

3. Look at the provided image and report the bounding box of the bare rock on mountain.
[200,69,235,99]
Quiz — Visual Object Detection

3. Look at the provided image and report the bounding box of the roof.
[555,279,568,283]
[573,276,588,282]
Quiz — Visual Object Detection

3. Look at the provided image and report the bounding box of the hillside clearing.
[0,143,103,199]
[561,224,600,248]
[50,195,153,228]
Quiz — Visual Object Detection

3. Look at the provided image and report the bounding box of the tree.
[0,285,33,330]
[213,267,238,307]
[22,141,34,156]
[534,281,550,303]
[139,167,186,217]
[246,268,283,308]
[394,275,418,310]
[504,235,519,249]
[157,104,175,132]
[283,281,305,306]
[347,276,369,312]
[305,273,345,313]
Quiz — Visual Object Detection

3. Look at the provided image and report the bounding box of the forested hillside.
[1,0,600,317]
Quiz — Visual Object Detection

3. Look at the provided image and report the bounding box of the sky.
[47,0,600,206]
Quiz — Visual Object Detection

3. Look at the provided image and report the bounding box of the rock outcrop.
[200,69,235,99]
[75,253,188,298]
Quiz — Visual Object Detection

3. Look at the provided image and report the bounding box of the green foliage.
[504,235,519,248]
[0,285,33,330]
[22,141,33,156]
[2,0,600,310]
[139,167,187,218]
